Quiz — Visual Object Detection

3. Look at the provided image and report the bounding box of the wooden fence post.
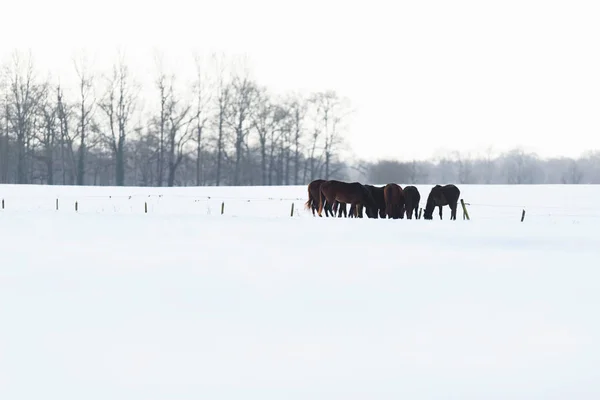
[460,199,470,220]
[1,199,4,209]
[56,198,59,211]
[521,209,526,222]
[145,202,148,213]
[221,202,225,215]
[75,201,78,212]
[290,203,295,217]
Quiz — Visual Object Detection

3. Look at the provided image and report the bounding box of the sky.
[1,0,600,162]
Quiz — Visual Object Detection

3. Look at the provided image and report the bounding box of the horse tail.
[304,186,313,210]
[304,198,312,210]
[317,186,325,217]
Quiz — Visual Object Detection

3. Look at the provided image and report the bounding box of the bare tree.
[4,51,46,184]
[561,159,583,184]
[287,94,308,185]
[73,52,96,185]
[454,151,474,184]
[192,53,212,186]
[228,64,259,185]
[55,84,76,184]
[99,55,138,186]
[253,89,288,185]
[310,90,351,179]
[482,146,495,184]
[502,149,540,184]
[154,54,169,186]
[35,84,58,184]
[164,81,193,187]
[0,94,8,182]
[212,53,230,186]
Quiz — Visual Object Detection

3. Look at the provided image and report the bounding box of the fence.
[1,190,600,223]
[0,193,310,218]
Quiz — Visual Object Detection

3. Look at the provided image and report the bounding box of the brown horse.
[364,184,386,218]
[403,185,421,220]
[318,180,377,218]
[305,179,325,216]
[423,184,460,220]
[305,179,336,217]
[383,183,405,219]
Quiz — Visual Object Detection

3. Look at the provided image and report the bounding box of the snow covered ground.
[1,183,599,399]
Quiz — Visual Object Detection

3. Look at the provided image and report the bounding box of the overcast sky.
[2,0,599,162]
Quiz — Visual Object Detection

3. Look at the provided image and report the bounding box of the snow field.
[0,183,599,223]
[0,183,599,399]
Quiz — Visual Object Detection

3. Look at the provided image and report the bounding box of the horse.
[383,183,405,219]
[305,179,336,217]
[423,184,460,220]
[403,185,421,220]
[364,184,386,218]
[318,180,377,218]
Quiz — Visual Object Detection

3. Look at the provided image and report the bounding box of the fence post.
[460,199,470,220]
[290,203,295,217]
[521,209,526,222]
[145,202,148,213]
[56,198,59,211]
[75,201,78,212]
[221,202,225,215]
[2,199,4,209]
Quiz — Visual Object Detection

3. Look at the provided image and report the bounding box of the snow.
[1,183,599,399]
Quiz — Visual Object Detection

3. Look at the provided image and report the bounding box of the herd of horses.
[304,179,462,220]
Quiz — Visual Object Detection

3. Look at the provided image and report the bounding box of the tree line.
[0,50,351,187]
[362,148,600,185]
[1,50,597,188]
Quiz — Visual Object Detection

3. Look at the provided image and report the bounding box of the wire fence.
[1,191,599,222]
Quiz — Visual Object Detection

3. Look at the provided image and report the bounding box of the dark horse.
[305,179,336,217]
[318,180,377,218]
[423,184,460,220]
[383,183,405,219]
[403,185,421,220]
[364,184,386,218]
[304,179,333,216]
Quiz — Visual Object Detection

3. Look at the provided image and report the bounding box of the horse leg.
[351,203,359,218]
[325,198,336,217]
[439,205,443,220]
[339,202,347,218]
[451,202,457,220]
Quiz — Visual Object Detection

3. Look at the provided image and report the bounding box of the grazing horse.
[403,185,421,220]
[318,180,377,218]
[305,179,336,217]
[305,179,326,216]
[364,184,386,218]
[423,184,460,220]
[383,183,405,219]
